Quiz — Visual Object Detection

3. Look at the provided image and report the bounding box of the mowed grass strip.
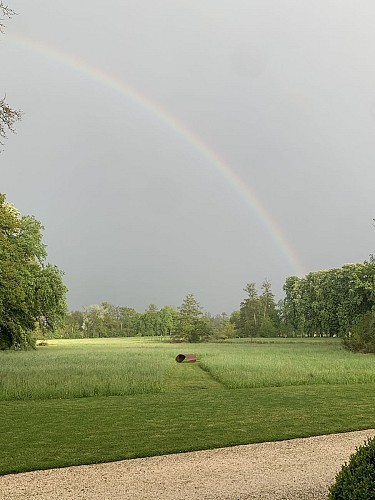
[165,362,223,391]
[1,383,375,475]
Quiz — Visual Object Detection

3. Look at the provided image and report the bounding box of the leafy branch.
[0,1,15,33]
[0,97,22,145]
[0,2,21,148]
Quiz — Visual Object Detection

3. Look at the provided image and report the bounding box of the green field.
[0,338,374,475]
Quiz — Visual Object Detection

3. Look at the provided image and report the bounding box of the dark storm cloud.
[1,0,375,313]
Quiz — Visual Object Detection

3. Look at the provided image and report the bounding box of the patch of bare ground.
[0,429,374,500]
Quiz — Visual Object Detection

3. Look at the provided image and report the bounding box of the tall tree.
[175,293,208,342]
[0,194,67,348]
[60,310,84,338]
[283,276,305,335]
[210,312,236,339]
[158,305,177,337]
[140,304,160,337]
[259,279,278,336]
[230,309,241,331]
[81,303,118,338]
[117,306,139,337]
[238,282,260,337]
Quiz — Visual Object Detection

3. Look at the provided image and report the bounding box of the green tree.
[260,279,276,320]
[283,276,304,335]
[276,299,294,337]
[158,305,178,337]
[258,316,277,337]
[0,194,67,349]
[259,279,278,337]
[117,306,139,337]
[60,310,84,338]
[343,311,375,353]
[211,312,236,339]
[1,3,22,149]
[139,304,160,337]
[239,282,261,337]
[230,310,241,332]
[82,303,118,338]
[175,293,207,342]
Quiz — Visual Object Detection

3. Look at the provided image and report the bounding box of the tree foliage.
[78,303,141,338]
[206,312,236,340]
[0,96,21,147]
[343,311,375,353]
[0,194,67,348]
[282,260,375,338]
[59,303,175,339]
[52,260,375,345]
[237,280,279,337]
[59,297,238,342]
[174,293,210,342]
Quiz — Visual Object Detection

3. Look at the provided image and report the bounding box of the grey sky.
[2,1,375,314]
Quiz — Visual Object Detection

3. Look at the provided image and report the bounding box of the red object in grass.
[175,354,197,363]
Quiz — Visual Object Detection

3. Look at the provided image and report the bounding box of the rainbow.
[6,33,305,276]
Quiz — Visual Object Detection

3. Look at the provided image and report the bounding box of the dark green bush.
[344,312,375,353]
[328,437,375,499]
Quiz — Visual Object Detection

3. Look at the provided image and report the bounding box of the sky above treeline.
[1,1,375,314]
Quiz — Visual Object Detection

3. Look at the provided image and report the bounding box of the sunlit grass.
[0,341,174,400]
[197,343,375,388]
[1,338,375,401]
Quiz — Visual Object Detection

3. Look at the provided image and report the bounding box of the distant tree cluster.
[231,279,280,338]
[282,259,375,339]
[56,294,236,343]
[41,257,375,349]
[57,282,281,343]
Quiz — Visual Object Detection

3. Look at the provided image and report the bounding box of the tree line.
[282,258,375,338]
[56,295,236,343]
[1,191,375,350]
[58,261,375,348]
[57,279,282,341]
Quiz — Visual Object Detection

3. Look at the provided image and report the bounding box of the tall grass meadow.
[0,339,174,400]
[197,342,375,388]
[1,338,375,400]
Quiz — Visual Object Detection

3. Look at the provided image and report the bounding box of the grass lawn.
[0,338,374,475]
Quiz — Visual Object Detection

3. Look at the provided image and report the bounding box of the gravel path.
[1,429,374,500]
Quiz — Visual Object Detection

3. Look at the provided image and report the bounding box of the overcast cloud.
[1,1,375,313]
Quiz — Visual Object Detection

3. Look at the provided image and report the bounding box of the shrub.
[344,312,375,353]
[328,437,375,499]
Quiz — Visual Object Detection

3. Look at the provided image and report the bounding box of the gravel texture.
[1,429,374,500]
